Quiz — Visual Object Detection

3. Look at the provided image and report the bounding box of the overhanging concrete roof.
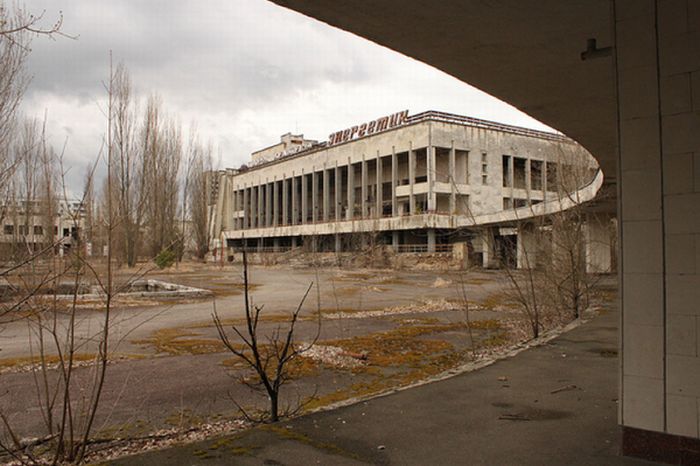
[270,1,617,181]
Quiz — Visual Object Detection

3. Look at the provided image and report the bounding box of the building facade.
[208,110,603,267]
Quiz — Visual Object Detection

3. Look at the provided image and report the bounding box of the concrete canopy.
[271,0,617,179]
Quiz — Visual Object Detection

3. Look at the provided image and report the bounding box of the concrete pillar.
[585,214,612,274]
[273,237,280,252]
[265,180,271,227]
[516,224,537,269]
[335,234,341,253]
[427,229,436,253]
[508,156,514,190]
[301,171,307,224]
[347,160,355,220]
[291,174,298,225]
[257,238,263,253]
[291,236,297,249]
[311,235,318,253]
[392,230,399,251]
[361,156,368,218]
[376,151,382,218]
[272,179,279,227]
[525,158,532,196]
[257,184,263,228]
[335,163,342,222]
[323,167,330,222]
[481,229,498,269]
[312,169,318,223]
[391,147,397,217]
[250,186,257,229]
[427,145,436,212]
[243,186,249,229]
[409,146,416,214]
[282,177,288,226]
[449,144,456,214]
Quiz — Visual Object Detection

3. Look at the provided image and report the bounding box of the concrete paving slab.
[110,301,662,465]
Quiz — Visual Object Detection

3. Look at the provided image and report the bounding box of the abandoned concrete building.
[0,199,88,257]
[207,110,610,270]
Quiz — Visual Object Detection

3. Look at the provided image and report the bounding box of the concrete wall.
[617,0,700,439]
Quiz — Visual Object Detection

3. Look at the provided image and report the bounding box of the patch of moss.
[132,327,224,355]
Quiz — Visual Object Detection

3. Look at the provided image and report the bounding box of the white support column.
[525,158,532,200]
[481,228,497,268]
[282,176,288,226]
[347,160,355,220]
[250,186,257,229]
[257,184,263,228]
[409,145,416,214]
[272,178,279,227]
[273,238,280,252]
[312,168,318,223]
[392,231,399,251]
[427,229,436,253]
[449,144,456,214]
[301,170,307,224]
[243,186,249,229]
[391,147,397,217]
[376,151,382,218]
[265,180,271,227]
[516,224,537,269]
[335,234,341,253]
[335,162,341,222]
[323,166,330,222]
[361,155,368,218]
[585,214,612,274]
[291,173,297,225]
[427,145,436,212]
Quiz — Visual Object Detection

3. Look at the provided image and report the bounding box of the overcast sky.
[20,0,552,187]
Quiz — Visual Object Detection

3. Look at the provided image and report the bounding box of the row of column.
[231,145,462,230]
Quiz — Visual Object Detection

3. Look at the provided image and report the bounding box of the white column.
[449,144,456,214]
[409,146,416,214]
[361,156,368,218]
[323,166,330,222]
[265,180,271,227]
[282,177,288,226]
[427,145,436,212]
[335,162,341,222]
[272,178,279,227]
[347,160,355,220]
[516,224,537,269]
[391,147,397,217]
[312,168,318,222]
[376,151,382,218]
[427,229,436,253]
[291,173,298,225]
[585,214,612,274]
[301,170,307,224]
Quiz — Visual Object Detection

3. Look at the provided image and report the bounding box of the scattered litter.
[297,344,366,369]
[497,376,508,382]
[432,277,452,288]
[550,384,578,394]
[377,445,386,450]
[498,414,530,421]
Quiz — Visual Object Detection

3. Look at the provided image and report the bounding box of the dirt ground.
[0,262,614,462]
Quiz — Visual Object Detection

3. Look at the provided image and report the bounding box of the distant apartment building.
[207,110,607,269]
[0,199,88,258]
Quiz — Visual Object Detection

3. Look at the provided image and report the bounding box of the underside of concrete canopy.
[272,0,617,179]
[271,1,700,463]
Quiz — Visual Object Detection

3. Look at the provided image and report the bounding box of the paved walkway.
[112,301,659,465]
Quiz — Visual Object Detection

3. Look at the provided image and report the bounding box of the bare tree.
[213,248,320,422]
[140,95,182,261]
[188,141,213,260]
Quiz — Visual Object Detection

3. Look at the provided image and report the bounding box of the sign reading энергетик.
[328,110,408,146]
